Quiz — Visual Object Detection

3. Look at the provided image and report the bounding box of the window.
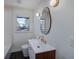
[17,17,30,32]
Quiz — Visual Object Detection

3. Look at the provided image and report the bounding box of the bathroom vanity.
[28,39,56,59]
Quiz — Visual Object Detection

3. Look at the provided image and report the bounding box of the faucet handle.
[38,36,44,39]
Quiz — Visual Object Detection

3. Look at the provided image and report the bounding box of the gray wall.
[11,7,35,52]
[34,0,74,59]
[4,6,13,56]
[4,6,35,53]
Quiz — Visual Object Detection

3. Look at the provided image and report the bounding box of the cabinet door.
[36,50,56,59]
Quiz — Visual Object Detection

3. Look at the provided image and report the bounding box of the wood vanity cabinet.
[36,50,56,59]
[28,40,56,59]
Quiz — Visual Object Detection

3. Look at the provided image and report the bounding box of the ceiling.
[4,0,42,9]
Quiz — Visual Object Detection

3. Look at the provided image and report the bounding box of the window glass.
[17,17,29,31]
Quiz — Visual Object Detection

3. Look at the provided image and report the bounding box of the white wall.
[4,6,13,56]
[34,0,74,59]
[11,7,35,52]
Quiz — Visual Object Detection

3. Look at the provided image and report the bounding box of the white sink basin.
[28,39,56,54]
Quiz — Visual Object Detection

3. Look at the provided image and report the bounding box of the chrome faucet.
[39,36,47,44]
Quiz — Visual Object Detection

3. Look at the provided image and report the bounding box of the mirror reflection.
[40,7,52,35]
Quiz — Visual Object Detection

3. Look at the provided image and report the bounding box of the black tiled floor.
[10,51,29,59]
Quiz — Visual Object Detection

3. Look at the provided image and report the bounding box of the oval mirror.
[40,7,52,35]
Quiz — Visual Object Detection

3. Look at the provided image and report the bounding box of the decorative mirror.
[40,7,52,35]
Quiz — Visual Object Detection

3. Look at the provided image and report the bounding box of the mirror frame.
[40,7,52,35]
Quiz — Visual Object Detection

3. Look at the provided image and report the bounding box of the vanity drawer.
[36,50,56,59]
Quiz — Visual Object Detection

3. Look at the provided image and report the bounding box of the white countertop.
[28,39,56,54]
